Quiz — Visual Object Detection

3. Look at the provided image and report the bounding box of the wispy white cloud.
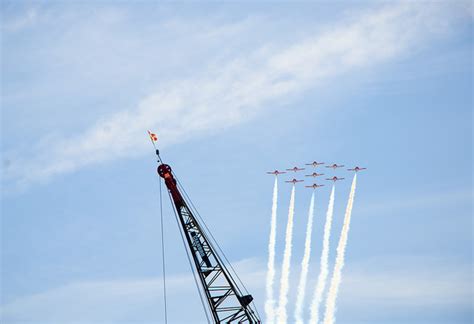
[2,2,470,190]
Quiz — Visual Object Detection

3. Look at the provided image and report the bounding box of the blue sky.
[1,1,472,323]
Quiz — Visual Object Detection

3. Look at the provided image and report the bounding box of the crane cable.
[150,139,210,323]
[174,176,262,320]
[176,176,249,293]
[149,133,168,322]
[166,189,212,324]
[158,177,168,324]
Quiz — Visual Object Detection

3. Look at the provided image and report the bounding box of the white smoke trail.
[309,185,336,324]
[323,174,358,324]
[265,176,279,323]
[294,191,316,324]
[276,185,296,324]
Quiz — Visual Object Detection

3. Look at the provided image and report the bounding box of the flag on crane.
[148,130,158,141]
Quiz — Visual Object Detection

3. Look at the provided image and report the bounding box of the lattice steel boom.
[157,155,261,323]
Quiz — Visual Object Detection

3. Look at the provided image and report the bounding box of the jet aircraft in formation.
[326,163,344,170]
[326,176,345,182]
[285,178,304,184]
[348,166,367,172]
[305,183,324,189]
[266,170,287,175]
[305,172,324,178]
[286,166,305,172]
[268,162,366,185]
[305,161,325,167]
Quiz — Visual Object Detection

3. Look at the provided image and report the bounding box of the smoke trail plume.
[323,174,357,324]
[294,191,316,324]
[265,177,279,323]
[309,185,336,324]
[276,185,296,324]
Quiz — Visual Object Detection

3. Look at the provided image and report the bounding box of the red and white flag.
[147,130,158,142]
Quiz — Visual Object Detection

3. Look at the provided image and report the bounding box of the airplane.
[326,176,345,182]
[286,166,305,172]
[325,163,344,170]
[305,172,324,178]
[305,183,325,189]
[348,166,367,172]
[285,179,304,184]
[305,161,325,167]
[266,170,287,175]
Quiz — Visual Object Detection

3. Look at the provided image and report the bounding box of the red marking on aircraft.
[325,163,344,170]
[266,170,287,175]
[286,166,305,172]
[305,172,324,178]
[305,161,325,167]
[326,176,345,182]
[305,183,325,189]
[348,166,367,172]
[285,179,304,184]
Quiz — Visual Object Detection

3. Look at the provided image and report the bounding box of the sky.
[1,1,473,323]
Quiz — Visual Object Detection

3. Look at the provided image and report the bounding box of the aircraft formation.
[267,161,366,188]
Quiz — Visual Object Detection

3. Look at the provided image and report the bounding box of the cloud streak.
[3,2,468,189]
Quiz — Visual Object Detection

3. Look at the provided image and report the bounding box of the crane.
[155,149,261,323]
